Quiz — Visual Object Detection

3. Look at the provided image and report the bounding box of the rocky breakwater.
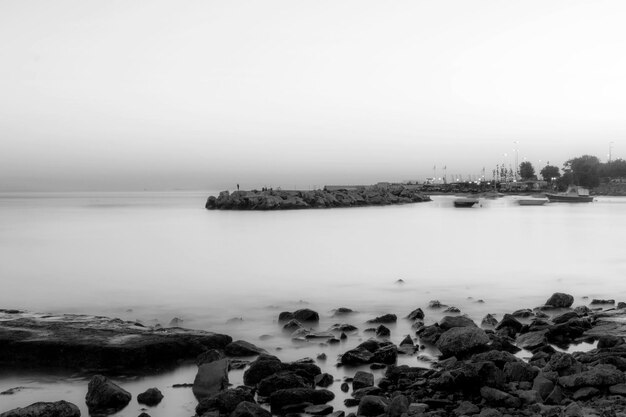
[0,309,231,372]
[205,186,431,210]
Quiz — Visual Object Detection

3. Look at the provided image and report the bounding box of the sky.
[1,0,625,191]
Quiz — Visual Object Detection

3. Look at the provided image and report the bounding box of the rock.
[357,395,389,417]
[333,308,354,316]
[481,314,498,327]
[444,306,460,313]
[341,382,349,392]
[372,344,397,364]
[352,371,374,390]
[350,386,382,400]
[439,315,476,331]
[545,292,574,308]
[480,386,521,408]
[532,373,555,400]
[552,311,580,324]
[230,401,271,417]
[453,401,480,416]
[495,314,523,337]
[590,299,615,305]
[516,330,548,350]
[293,309,320,322]
[399,335,414,346]
[598,335,624,349]
[269,388,334,413]
[477,408,502,417]
[193,358,229,399]
[558,364,626,388]
[225,340,266,356]
[137,388,164,406]
[341,347,374,365]
[545,385,564,405]
[328,412,345,417]
[375,325,390,338]
[609,383,626,395]
[329,323,358,333]
[512,309,534,318]
[196,349,226,366]
[417,324,443,344]
[0,401,80,417]
[304,404,334,415]
[619,302,626,309]
[515,389,541,405]
[572,386,601,400]
[243,354,284,386]
[366,314,397,324]
[504,361,539,383]
[436,327,490,358]
[0,311,232,371]
[283,320,304,333]
[406,308,424,320]
[278,312,295,322]
[564,402,583,417]
[85,375,132,414]
[429,300,445,308]
[388,395,409,417]
[258,371,311,396]
[314,373,334,387]
[196,387,255,415]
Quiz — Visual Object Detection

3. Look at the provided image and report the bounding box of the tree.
[563,155,601,188]
[519,161,535,180]
[540,165,561,183]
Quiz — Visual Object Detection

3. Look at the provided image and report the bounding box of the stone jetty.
[205,185,431,210]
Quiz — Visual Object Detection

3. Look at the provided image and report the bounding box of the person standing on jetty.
[237,184,239,191]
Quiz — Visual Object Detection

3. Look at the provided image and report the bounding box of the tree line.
[516,156,626,189]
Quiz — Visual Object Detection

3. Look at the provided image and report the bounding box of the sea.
[1,191,625,416]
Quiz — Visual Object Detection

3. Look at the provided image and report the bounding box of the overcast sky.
[1,0,624,191]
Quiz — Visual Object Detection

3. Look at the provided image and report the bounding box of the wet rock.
[552,311,580,324]
[283,320,304,333]
[0,401,80,417]
[314,373,334,387]
[436,327,490,359]
[357,395,389,417]
[340,382,349,392]
[225,340,266,356]
[293,309,320,322]
[443,306,460,313]
[243,354,284,386]
[399,335,414,346]
[417,324,443,344]
[372,343,398,364]
[329,323,357,333]
[481,314,498,328]
[85,375,132,414]
[495,314,523,337]
[515,389,541,405]
[196,387,255,415]
[351,386,382,400]
[512,309,534,318]
[279,312,295,322]
[480,386,521,408]
[609,383,626,395]
[231,401,271,417]
[193,358,229,399]
[375,325,390,338]
[352,371,374,390]
[366,314,397,324]
[341,347,374,365]
[196,349,226,366]
[429,300,445,308]
[516,330,548,350]
[619,302,626,309]
[406,308,424,320]
[532,373,555,401]
[387,395,408,417]
[304,404,334,415]
[558,364,626,388]
[137,388,164,406]
[439,316,476,331]
[590,299,615,305]
[545,292,574,308]
[257,371,311,396]
[572,386,601,400]
[332,308,354,316]
[546,318,591,347]
[504,361,539,383]
[269,388,334,413]
[597,335,624,349]
[453,401,480,416]
[545,385,564,405]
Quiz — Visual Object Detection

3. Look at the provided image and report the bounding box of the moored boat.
[545,186,594,203]
[517,198,548,206]
[454,198,479,208]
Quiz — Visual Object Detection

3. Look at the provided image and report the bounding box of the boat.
[454,197,479,208]
[545,186,594,203]
[517,198,548,206]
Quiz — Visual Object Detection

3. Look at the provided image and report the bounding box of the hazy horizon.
[1,0,624,192]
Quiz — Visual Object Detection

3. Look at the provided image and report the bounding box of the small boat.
[517,198,548,206]
[545,186,594,203]
[454,198,479,208]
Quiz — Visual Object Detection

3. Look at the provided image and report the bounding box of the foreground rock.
[0,401,80,417]
[193,358,230,399]
[205,186,431,210]
[0,310,231,371]
[85,375,131,414]
[137,387,164,406]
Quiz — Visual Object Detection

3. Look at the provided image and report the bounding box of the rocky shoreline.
[5,295,626,417]
[205,186,431,210]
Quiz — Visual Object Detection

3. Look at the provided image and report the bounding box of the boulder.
[372,344,398,364]
[504,361,539,383]
[0,401,80,417]
[304,404,334,415]
[193,358,229,399]
[137,387,164,406]
[366,314,397,324]
[552,311,580,324]
[332,308,354,316]
[269,388,334,413]
[352,371,374,390]
[439,316,476,331]
[257,371,311,396]
[196,387,255,415]
[558,364,626,388]
[609,383,626,395]
[314,373,334,387]
[225,340,266,356]
[196,349,226,366]
[590,299,615,305]
[545,292,574,308]
[481,314,498,328]
[495,314,523,337]
[453,401,480,416]
[516,330,548,350]
[243,354,284,386]
[283,320,304,333]
[399,335,414,346]
[340,347,374,365]
[294,309,320,322]
[512,309,534,318]
[375,325,390,338]
[480,386,522,408]
[85,375,131,413]
[406,308,424,320]
[388,395,409,417]
[436,327,490,358]
[417,324,444,344]
[357,395,389,417]
[230,401,272,417]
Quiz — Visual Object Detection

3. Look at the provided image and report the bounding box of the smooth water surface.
[0,192,624,415]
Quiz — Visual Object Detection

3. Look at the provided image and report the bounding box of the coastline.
[4,294,626,417]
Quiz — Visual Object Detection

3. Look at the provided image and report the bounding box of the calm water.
[1,191,625,415]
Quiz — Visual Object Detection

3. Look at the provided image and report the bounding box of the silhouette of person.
[237,184,240,191]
